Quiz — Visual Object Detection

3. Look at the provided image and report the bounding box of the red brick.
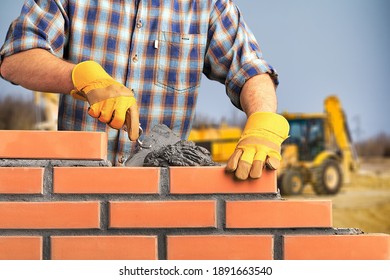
[0,202,100,229]
[226,200,332,228]
[167,235,274,260]
[110,201,216,228]
[51,236,157,260]
[0,130,107,160]
[54,167,159,194]
[0,167,43,194]
[170,166,276,194]
[284,234,390,260]
[0,236,42,260]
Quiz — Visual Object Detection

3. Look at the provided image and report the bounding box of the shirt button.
[132,54,138,63]
[136,20,143,28]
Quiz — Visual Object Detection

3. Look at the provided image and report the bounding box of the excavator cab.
[284,117,326,162]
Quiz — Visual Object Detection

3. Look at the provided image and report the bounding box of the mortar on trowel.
[125,124,219,167]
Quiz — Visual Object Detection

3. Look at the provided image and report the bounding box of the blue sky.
[1,0,389,140]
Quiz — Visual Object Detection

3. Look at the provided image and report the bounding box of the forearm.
[0,49,75,94]
[239,74,277,116]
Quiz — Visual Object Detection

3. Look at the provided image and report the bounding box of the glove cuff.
[71,61,115,93]
[243,112,290,142]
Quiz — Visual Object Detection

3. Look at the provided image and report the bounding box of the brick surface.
[0,236,42,260]
[51,236,157,260]
[167,235,274,260]
[0,130,107,160]
[54,167,160,194]
[226,200,332,228]
[110,201,216,228]
[0,202,100,229]
[0,167,43,194]
[170,166,276,194]
[284,234,390,260]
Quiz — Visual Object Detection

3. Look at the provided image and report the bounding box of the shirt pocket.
[155,31,207,92]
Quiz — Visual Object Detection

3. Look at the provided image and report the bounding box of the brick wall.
[0,130,389,260]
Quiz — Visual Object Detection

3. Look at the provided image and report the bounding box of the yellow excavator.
[189,95,359,195]
[277,95,359,195]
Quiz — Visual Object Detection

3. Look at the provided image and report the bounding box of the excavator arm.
[324,95,359,182]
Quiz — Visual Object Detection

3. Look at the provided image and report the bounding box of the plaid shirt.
[0,0,277,165]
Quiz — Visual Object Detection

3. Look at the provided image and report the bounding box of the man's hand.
[226,112,289,180]
[71,61,139,141]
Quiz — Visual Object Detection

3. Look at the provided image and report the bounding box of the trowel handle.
[137,126,152,149]
[124,106,140,141]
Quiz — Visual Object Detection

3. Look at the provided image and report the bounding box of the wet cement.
[125,124,218,167]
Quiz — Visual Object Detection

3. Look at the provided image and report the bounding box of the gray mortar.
[159,167,170,195]
[0,159,111,168]
[158,235,167,260]
[274,234,284,260]
[126,124,182,167]
[125,124,218,167]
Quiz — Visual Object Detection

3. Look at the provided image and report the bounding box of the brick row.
[109,200,332,229]
[0,165,276,196]
[3,234,388,260]
[52,166,276,194]
[0,167,44,194]
[0,200,333,230]
[0,130,107,160]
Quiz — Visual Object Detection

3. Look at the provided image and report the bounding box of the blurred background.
[0,0,389,233]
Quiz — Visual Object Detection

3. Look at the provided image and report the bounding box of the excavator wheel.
[312,159,343,195]
[278,168,305,196]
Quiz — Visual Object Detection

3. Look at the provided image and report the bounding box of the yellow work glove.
[226,112,289,180]
[70,61,139,141]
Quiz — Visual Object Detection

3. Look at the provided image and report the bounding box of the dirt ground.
[291,157,390,234]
